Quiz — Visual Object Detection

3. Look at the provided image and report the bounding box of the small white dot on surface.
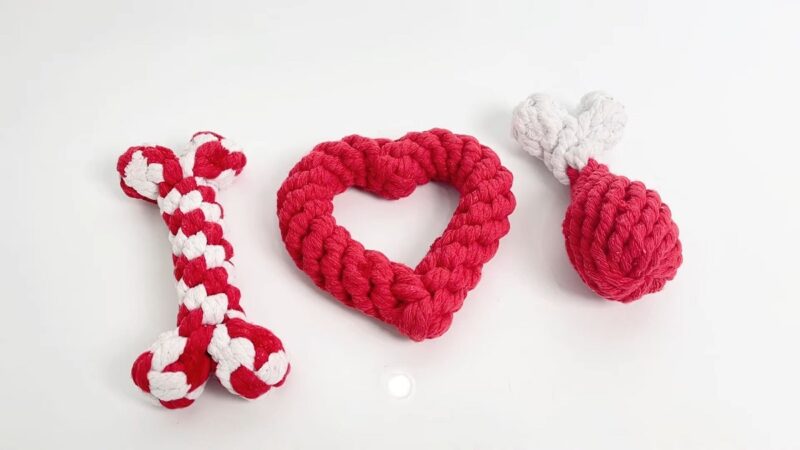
[386,373,413,399]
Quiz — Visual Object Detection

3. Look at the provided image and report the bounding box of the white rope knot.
[511,91,627,184]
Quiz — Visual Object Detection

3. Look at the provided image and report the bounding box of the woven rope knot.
[564,160,682,301]
[511,91,627,184]
[278,129,515,341]
[117,132,289,409]
[512,93,682,302]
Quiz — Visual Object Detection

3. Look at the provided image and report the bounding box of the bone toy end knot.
[117,145,182,202]
[207,318,290,399]
[511,91,627,184]
[132,318,290,408]
[117,132,247,203]
[183,131,247,190]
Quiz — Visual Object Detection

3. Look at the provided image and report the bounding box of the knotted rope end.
[511,91,627,184]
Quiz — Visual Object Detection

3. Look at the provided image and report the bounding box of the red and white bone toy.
[117,132,289,409]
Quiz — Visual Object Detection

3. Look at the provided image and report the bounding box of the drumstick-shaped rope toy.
[117,132,289,408]
[512,92,682,302]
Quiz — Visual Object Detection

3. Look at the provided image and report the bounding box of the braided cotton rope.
[277,129,516,341]
[512,93,682,302]
[117,132,289,409]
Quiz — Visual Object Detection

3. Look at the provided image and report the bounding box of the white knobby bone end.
[511,91,627,184]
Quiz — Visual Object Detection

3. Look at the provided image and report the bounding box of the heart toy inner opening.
[332,182,460,266]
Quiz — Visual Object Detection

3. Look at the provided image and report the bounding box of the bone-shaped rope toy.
[117,132,289,409]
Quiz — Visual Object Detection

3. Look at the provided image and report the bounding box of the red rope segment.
[277,129,516,341]
[565,160,682,302]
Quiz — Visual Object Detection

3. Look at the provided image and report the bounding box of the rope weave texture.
[512,93,682,302]
[277,129,516,341]
[117,132,289,409]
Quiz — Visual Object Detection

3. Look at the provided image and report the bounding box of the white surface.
[1,0,798,448]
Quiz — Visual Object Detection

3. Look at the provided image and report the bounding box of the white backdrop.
[1,0,799,449]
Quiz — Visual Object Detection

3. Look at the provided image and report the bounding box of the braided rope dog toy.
[117,132,289,409]
[512,92,682,302]
[277,129,516,341]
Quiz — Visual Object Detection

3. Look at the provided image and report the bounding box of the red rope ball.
[513,92,682,302]
[565,160,682,302]
[277,129,516,341]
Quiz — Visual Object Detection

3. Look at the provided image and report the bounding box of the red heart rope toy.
[277,129,516,341]
[117,132,289,409]
[512,92,682,302]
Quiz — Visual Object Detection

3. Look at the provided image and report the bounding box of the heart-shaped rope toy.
[512,92,682,302]
[277,129,516,341]
[117,132,289,409]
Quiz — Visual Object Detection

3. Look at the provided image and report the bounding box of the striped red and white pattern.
[118,132,289,409]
